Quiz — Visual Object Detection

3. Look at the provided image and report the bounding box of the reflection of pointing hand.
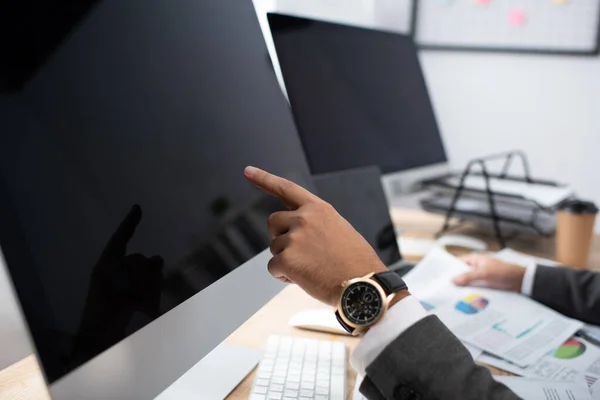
[98,204,143,266]
[74,205,164,364]
[91,204,164,315]
[244,166,388,307]
[80,205,163,334]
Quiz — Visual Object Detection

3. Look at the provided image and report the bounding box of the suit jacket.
[359,315,522,400]
[531,265,600,325]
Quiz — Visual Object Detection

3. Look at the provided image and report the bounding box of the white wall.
[420,51,600,214]
[259,0,600,229]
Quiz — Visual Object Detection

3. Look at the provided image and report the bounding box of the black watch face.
[341,282,383,325]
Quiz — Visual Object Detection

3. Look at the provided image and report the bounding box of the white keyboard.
[249,335,346,400]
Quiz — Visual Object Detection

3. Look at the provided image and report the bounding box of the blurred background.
[254,0,600,233]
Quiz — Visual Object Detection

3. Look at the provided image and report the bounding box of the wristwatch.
[334,271,408,336]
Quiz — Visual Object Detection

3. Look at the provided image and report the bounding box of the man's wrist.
[388,289,410,309]
[513,267,526,292]
[350,295,428,376]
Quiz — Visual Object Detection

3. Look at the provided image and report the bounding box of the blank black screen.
[268,13,447,175]
[0,0,313,383]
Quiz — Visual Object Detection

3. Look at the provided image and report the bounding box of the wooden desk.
[2,208,600,400]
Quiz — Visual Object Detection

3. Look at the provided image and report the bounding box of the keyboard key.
[316,387,329,395]
[316,380,329,388]
[253,386,268,394]
[256,378,270,387]
[269,383,284,392]
[251,336,346,400]
[301,381,315,390]
[330,373,345,400]
[258,371,272,379]
[319,342,332,351]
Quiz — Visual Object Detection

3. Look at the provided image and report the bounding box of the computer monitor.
[0,1,314,398]
[312,166,401,267]
[267,13,449,196]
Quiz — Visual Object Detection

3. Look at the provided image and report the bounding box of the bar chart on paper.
[491,319,545,341]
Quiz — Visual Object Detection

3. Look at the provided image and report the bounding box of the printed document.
[495,376,593,400]
[464,342,483,360]
[479,336,600,387]
[404,248,583,367]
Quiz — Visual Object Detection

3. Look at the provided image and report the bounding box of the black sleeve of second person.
[532,265,600,325]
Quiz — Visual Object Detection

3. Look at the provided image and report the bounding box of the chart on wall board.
[414,0,600,54]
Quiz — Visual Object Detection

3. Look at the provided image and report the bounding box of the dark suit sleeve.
[531,265,600,325]
[359,315,521,400]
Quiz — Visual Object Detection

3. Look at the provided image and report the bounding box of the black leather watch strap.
[334,309,354,334]
[372,271,408,295]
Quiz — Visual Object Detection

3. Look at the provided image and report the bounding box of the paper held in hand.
[403,248,583,367]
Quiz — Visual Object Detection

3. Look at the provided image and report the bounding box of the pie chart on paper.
[455,294,489,315]
[554,338,586,359]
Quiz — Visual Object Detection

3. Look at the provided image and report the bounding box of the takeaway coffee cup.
[556,199,598,268]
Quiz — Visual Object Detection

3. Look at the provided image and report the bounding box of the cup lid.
[558,199,599,214]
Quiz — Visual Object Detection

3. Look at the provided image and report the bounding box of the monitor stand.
[156,343,261,399]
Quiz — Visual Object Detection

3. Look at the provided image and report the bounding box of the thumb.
[452,270,483,286]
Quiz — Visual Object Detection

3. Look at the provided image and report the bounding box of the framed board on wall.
[412,0,600,55]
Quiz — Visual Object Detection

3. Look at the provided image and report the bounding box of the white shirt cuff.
[350,295,428,377]
[520,262,538,296]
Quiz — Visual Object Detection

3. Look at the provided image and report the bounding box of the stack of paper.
[485,250,600,399]
[399,248,599,398]
[404,248,583,367]
[444,176,573,208]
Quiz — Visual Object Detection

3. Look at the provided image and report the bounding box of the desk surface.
[2,208,600,400]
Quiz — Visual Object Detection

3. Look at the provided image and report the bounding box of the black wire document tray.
[420,151,573,247]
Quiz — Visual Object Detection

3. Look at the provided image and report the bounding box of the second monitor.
[268,13,449,196]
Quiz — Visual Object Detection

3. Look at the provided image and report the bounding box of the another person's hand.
[244,166,388,307]
[452,253,526,292]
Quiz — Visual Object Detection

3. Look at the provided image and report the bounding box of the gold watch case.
[334,272,397,336]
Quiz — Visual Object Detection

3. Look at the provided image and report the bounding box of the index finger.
[100,204,142,261]
[244,166,318,209]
